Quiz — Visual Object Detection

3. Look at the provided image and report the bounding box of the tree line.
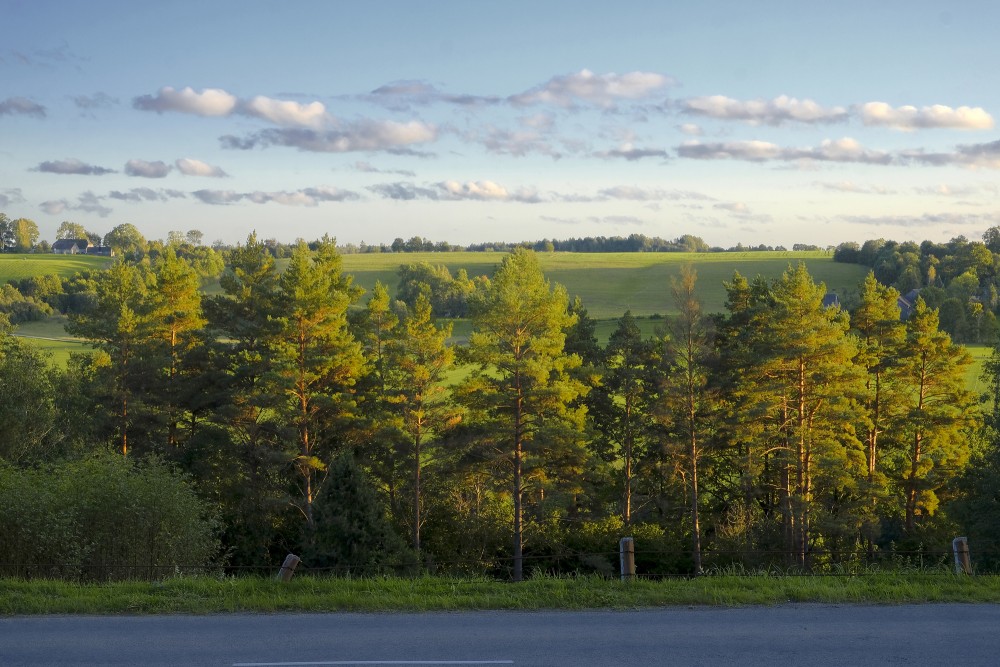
[834,231,1000,344]
[1,237,996,581]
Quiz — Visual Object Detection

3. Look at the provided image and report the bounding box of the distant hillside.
[0,254,111,283]
[340,250,868,319]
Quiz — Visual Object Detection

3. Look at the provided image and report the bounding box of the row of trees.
[834,231,1000,344]
[0,241,989,580]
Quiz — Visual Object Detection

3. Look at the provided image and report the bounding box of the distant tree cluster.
[834,231,1000,343]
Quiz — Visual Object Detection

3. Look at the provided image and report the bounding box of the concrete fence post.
[277,553,301,582]
[952,537,971,575]
[619,537,635,582]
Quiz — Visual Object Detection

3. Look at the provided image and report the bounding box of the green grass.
[2,573,999,614]
[966,345,991,397]
[339,251,868,320]
[11,317,92,366]
[0,253,110,282]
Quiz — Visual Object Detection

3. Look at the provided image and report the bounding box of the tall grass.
[3,572,999,614]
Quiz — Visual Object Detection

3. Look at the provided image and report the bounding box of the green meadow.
[340,250,866,320]
[0,253,110,282]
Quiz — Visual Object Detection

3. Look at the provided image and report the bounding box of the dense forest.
[5,219,1000,581]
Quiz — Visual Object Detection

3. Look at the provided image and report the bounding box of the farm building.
[51,239,92,254]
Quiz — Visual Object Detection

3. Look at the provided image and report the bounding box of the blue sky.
[2,0,999,248]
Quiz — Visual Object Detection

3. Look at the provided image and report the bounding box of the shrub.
[0,453,220,581]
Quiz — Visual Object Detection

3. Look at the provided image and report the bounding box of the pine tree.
[457,248,587,581]
[66,260,149,455]
[353,281,406,519]
[203,232,286,565]
[591,310,653,527]
[387,293,458,555]
[660,264,716,573]
[146,247,206,449]
[275,239,364,530]
[895,298,976,532]
[851,272,904,548]
[717,264,864,566]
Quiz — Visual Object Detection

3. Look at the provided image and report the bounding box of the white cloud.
[441,180,507,200]
[0,188,25,207]
[510,69,673,108]
[679,123,703,136]
[193,186,359,206]
[0,96,46,118]
[224,120,437,153]
[595,186,713,202]
[815,181,894,195]
[594,143,669,161]
[192,189,244,205]
[714,201,750,214]
[366,80,500,110]
[133,86,238,116]
[107,188,186,202]
[245,187,360,206]
[40,191,113,217]
[904,139,1000,169]
[242,96,329,128]
[680,95,849,125]
[73,92,117,110]
[125,159,171,178]
[176,158,229,178]
[352,161,416,177]
[842,211,994,228]
[33,158,116,175]
[860,102,994,130]
[677,137,892,165]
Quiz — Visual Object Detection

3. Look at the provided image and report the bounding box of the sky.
[2,0,1000,248]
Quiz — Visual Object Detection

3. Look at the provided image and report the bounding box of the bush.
[301,454,413,575]
[0,453,220,581]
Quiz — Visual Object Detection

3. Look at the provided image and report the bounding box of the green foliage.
[458,248,588,580]
[0,453,219,581]
[0,283,51,323]
[0,331,58,463]
[396,261,476,318]
[103,223,147,259]
[302,454,412,574]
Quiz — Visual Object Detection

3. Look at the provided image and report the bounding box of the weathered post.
[277,553,301,582]
[619,537,635,582]
[952,537,971,575]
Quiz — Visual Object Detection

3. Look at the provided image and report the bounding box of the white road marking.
[233,662,515,666]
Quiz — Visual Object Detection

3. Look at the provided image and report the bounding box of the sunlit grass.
[339,251,867,320]
[3,572,999,614]
[0,254,110,282]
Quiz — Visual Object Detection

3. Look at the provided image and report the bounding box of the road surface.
[2,604,999,666]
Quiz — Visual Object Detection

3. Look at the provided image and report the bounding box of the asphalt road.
[3,605,1000,666]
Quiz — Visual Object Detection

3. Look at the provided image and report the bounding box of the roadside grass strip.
[3,573,1000,614]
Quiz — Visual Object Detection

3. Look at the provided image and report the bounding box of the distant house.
[898,288,921,320]
[822,293,840,309]
[51,239,92,255]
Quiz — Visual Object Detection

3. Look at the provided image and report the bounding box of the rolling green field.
[11,318,92,367]
[340,250,866,319]
[0,253,111,282]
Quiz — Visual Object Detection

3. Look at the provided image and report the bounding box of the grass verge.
[3,573,1000,615]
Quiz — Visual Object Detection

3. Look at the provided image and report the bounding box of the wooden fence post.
[952,537,971,575]
[619,537,635,582]
[277,553,301,582]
